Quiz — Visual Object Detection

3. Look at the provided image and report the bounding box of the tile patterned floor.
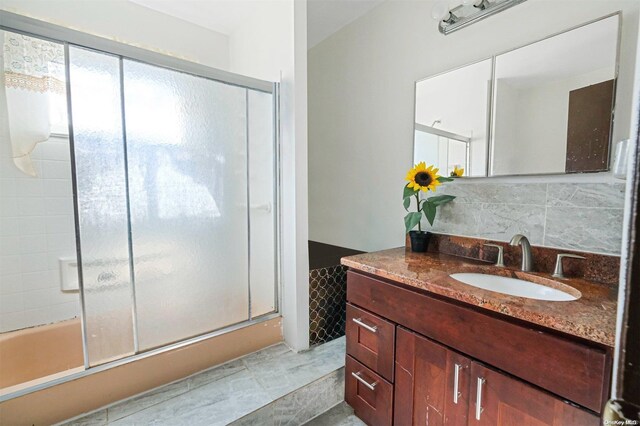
[64,337,346,426]
[303,402,365,426]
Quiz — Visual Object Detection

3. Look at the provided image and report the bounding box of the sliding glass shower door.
[68,47,278,366]
[123,60,250,351]
[68,47,136,365]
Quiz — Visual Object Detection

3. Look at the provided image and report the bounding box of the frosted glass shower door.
[68,47,136,366]
[248,90,276,317]
[123,60,250,350]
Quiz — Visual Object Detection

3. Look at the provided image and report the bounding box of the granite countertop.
[341,247,618,347]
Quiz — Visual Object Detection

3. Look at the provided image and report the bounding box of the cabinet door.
[394,327,471,425]
[469,362,600,426]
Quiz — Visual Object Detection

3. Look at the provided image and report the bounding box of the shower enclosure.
[0,12,279,397]
[414,123,470,176]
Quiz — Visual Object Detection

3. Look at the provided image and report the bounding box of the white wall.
[308,0,640,252]
[228,1,309,351]
[493,67,615,175]
[0,0,230,70]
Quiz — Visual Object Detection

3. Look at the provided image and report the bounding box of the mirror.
[413,14,619,178]
[491,15,618,176]
[414,58,492,177]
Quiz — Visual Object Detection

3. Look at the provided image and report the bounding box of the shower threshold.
[61,337,346,425]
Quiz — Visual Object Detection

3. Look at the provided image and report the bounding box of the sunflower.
[451,165,464,177]
[406,162,441,192]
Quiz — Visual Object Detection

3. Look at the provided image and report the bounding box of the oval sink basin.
[449,273,580,301]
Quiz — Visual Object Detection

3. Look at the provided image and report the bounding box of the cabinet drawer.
[346,303,395,381]
[347,270,611,413]
[345,355,393,426]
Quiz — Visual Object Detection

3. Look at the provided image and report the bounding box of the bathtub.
[0,318,84,393]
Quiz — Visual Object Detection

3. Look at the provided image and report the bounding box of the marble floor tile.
[62,338,347,426]
[187,358,246,391]
[228,403,275,425]
[303,402,365,426]
[271,368,345,426]
[107,379,190,422]
[231,368,345,426]
[240,343,292,366]
[110,369,272,426]
[243,337,346,399]
[63,409,108,426]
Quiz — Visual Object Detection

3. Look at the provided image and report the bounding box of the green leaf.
[422,201,437,226]
[403,196,411,211]
[427,195,456,206]
[437,176,454,183]
[404,212,423,233]
[403,183,418,199]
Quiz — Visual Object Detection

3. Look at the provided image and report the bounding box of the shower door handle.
[250,203,272,213]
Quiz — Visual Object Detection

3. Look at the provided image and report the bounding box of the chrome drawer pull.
[352,317,378,333]
[453,363,462,404]
[476,377,485,420]
[352,371,377,391]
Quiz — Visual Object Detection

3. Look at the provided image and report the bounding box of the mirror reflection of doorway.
[414,124,470,177]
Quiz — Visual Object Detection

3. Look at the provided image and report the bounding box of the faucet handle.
[483,244,505,267]
[552,253,586,279]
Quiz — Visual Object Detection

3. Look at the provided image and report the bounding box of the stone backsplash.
[429,182,626,255]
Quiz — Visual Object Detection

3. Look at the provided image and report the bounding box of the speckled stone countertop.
[341,247,618,347]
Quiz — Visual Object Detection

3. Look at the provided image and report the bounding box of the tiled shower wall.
[431,181,625,255]
[0,136,80,332]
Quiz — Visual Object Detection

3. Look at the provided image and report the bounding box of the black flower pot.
[409,230,431,253]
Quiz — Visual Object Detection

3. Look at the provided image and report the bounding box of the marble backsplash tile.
[546,183,626,208]
[429,181,625,255]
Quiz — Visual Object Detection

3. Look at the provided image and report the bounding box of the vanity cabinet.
[394,327,599,426]
[344,270,610,425]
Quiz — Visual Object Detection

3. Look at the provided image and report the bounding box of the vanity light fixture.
[432,0,528,35]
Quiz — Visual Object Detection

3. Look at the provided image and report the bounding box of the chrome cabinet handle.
[476,377,485,420]
[352,371,377,390]
[453,363,462,404]
[352,317,378,333]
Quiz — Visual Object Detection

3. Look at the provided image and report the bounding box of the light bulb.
[431,1,451,21]
[463,0,488,7]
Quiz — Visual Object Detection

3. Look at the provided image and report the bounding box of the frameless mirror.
[414,58,493,177]
[413,14,620,178]
[491,15,619,176]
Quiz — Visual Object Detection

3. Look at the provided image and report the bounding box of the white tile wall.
[0,136,80,333]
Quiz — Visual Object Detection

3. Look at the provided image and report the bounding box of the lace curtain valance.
[2,31,66,176]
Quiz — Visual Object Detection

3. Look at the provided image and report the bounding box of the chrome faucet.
[509,234,532,272]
